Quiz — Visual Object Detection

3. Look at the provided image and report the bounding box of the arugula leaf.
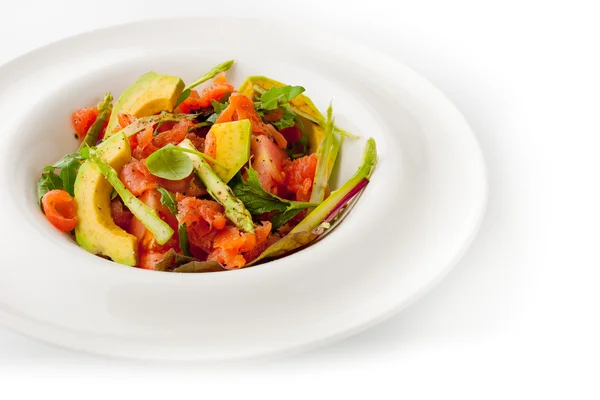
[211,99,229,114]
[230,166,318,230]
[37,170,63,204]
[52,152,84,169]
[271,107,297,130]
[253,86,307,155]
[40,151,85,199]
[178,223,192,257]
[157,187,177,215]
[157,187,191,256]
[60,157,81,197]
[206,99,229,123]
[271,209,305,230]
[257,86,305,111]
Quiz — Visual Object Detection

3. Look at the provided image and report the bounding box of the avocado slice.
[74,133,138,266]
[209,120,252,183]
[238,76,326,153]
[104,72,185,138]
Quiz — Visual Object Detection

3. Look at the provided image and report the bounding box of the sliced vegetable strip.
[178,139,254,233]
[80,93,113,149]
[86,143,174,245]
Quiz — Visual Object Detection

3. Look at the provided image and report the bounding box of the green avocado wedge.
[74,133,138,266]
[104,72,185,138]
[208,120,252,183]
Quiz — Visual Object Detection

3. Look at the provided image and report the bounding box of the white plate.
[0,18,487,361]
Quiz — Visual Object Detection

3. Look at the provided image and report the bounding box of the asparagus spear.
[175,60,235,107]
[79,93,113,149]
[178,139,254,233]
[251,138,377,263]
[310,103,340,203]
[86,146,174,244]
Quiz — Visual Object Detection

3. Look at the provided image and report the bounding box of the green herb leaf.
[155,249,223,273]
[37,170,63,204]
[178,223,192,257]
[110,189,118,200]
[206,99,229,123]
[211,99,229,114]
[271,107,297,130]
[145,144,194,180]
[52,152,84,169]
[146,144,225,181]
[257,86,305,111]
[230,166,318,230]
[60,157,81,197]
[43,151,85,198]
[271,209,305,230]
[157,187,178,215]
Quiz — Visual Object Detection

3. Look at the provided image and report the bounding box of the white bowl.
[0,18,487,361]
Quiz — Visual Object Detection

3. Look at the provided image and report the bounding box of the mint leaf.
[37,170,63,204]
[230,166,318,230]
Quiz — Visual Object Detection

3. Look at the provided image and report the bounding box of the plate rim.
[0,17,488,361]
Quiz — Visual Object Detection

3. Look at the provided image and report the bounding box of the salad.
[37,60,377,272]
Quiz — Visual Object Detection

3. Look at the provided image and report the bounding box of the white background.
[1,0,598,397]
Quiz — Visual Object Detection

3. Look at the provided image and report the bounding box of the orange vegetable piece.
[41,190,78,232]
